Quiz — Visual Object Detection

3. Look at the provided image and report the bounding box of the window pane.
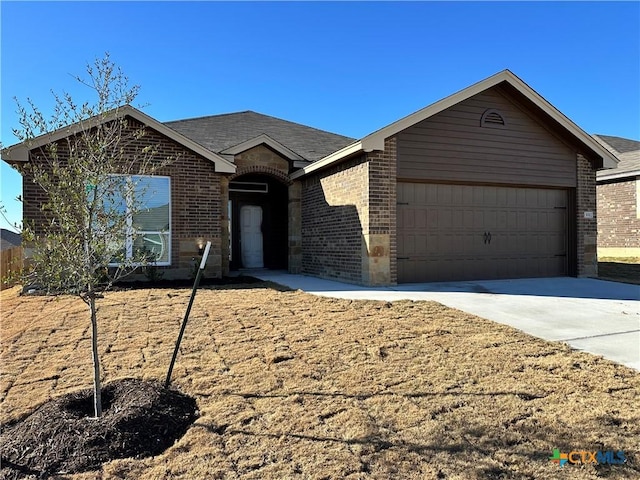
[133,233,170,263]
[95,176,128,233]
[101,176,128,212]
[106,233,127,265]
[132,177,170,232]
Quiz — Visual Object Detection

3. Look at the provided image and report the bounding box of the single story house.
[1,70,619,286]
[594,135,640,259]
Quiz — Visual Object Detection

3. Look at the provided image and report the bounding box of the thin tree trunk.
[90,295,102,417]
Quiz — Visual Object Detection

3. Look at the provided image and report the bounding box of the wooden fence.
[1,246,24,290]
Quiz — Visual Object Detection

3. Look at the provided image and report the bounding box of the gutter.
[597,170,640,182]
[290,141,365,180]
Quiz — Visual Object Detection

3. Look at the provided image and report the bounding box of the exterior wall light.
[196,238,205,256]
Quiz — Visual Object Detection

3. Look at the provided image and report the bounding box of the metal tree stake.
[165,241,211,388]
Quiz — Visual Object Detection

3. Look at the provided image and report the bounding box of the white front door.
[240,205,264,268]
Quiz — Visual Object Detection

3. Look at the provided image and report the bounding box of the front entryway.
[240,205,264,268]
[229,174,288,270]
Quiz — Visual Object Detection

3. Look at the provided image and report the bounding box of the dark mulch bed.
[21,275,264,296]
[598,262,640,285]
[0,378,198,479]
[114,274,263,290]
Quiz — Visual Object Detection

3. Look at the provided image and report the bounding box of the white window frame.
[229,181,269,193]
[107,174,172,267]
[636,177,640,220]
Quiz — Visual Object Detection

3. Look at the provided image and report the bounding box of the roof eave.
[1,105,237,174]
[1,145,29,163]
[290,141,364,180]
[297,70,620,176]
[126,107,236,173]
[597,170,640,182]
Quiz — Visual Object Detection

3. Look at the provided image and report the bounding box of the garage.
[291,70,617,286]
[397,182,569,283]
[392,80,584,284]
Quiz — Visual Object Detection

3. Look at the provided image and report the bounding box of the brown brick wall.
[288,181,302,273]
[597,178,640,248]
[301,138,398,286]
[22,118,226,280]
[576,153,598,276]
[301,155,368,284]
[363,137,397,285]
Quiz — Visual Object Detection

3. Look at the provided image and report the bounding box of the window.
[105,175,171,266]
[229,181,269,193]
[636,178,640,220]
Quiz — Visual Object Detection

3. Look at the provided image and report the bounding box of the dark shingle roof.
[165,111,355,163]
[595,135,640,154]
[0,228,21,251]
[595,135,640,179]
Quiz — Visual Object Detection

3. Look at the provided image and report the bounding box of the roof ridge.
[164,110,254,124]
[165,110,354,140]
[241,111,355,140]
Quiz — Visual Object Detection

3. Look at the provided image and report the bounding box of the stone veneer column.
[362,137,397,286]
[576,153,597,276]
[220,176,230,276]
[288,181,302,274]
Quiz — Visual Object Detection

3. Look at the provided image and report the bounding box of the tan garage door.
[397,183,568,283]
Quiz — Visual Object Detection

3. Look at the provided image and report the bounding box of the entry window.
[229,181,269,193]
[636,179,640,219]
[103,175,171,266]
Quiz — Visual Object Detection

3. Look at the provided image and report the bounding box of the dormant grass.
[1,283,638,479]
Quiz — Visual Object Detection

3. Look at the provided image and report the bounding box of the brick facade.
[22,121,603,285]
[23,121,225,280]
[15,84,608,285]
[301,138,398,287]
[576,153,598,277]
[288,181,302,273]
[301,155,369,284]
[597,177,640,255]
[363,138,397,285]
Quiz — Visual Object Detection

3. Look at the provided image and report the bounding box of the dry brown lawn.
[1,282,639,479]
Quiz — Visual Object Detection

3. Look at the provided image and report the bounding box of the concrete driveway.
[254,272,640,371]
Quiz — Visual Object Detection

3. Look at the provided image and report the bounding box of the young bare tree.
[10,54,174,417]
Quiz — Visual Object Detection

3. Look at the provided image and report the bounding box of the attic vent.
[481,109,506,128]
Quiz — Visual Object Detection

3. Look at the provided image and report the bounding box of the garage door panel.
[439,210,453,228]
[397,183,568,282]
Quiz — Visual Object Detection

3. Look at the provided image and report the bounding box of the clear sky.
[1,1,639,232]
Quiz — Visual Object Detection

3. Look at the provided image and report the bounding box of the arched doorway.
[229,173,288,271]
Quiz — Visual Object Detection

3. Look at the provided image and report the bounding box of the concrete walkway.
[254,272,640,371]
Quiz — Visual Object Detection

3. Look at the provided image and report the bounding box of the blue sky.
[1,1,639,231]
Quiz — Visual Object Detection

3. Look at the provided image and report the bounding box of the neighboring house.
[0,228,22,251]
[1,70,619,286]
[594,135,640,259]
